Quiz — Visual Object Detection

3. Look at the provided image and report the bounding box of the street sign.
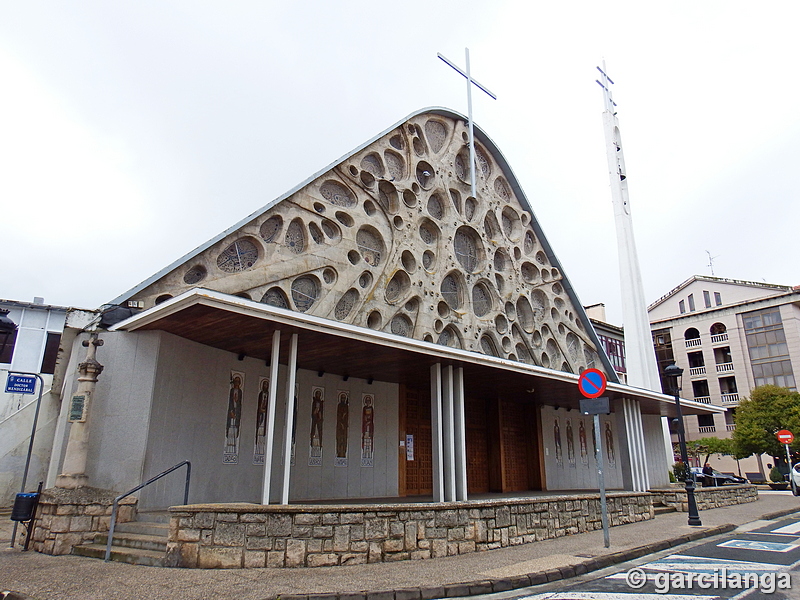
[5,374,37,395]
[777,430,794,444]
[580,396,610,415]
[578,369,607,399]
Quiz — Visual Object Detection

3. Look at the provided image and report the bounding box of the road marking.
[520,593,718,600]
[717,539,799,553]
[771,522,800,535]
[604,554,782,579]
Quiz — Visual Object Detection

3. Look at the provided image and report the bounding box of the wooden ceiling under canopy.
[113,289,721,418]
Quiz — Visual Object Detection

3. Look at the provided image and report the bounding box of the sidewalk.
[2,493,799,600]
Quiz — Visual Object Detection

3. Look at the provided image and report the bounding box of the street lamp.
[663,362,702,526]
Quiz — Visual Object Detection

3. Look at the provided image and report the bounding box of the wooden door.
[500,400,531,492]
[403,387,432,496]
[466,397,490,493]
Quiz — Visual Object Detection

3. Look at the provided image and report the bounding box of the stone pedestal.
[32,487,137,555]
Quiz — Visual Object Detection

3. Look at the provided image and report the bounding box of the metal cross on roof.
[438,48,497,198]
[595,61,618,112]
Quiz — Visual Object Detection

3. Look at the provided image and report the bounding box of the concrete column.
[261,330,281,504]
[430,363,444,503]
[621,398,650,491]
[453,367,468,501]
[280,333,298,504]
[55,333,104,489]
[442,365,456,502]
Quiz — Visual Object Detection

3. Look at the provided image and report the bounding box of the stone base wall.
[31,487,137,555]
[651,484,757,512]
[166,493,653,569]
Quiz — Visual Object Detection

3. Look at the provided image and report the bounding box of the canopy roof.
[112,288,722,418]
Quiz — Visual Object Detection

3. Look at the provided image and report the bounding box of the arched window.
[684,327,700,340]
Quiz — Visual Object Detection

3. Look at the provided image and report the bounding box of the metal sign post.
[5,371,44,548]
[777,430,795,495]
[579,368,610,548]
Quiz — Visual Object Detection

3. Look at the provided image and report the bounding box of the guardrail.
[104,460,191,562]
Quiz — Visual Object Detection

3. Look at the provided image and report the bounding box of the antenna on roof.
[706,250,720,276]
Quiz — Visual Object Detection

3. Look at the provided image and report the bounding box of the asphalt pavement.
[1,491,799,600]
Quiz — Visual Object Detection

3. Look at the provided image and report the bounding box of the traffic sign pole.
[579,369,610,548]
[6,370,44,548]
[776,430,796,495]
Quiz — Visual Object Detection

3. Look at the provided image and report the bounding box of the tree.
[731,385,800,465]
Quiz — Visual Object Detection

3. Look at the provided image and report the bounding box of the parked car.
[690,467,747,486]
[791,464,800,495]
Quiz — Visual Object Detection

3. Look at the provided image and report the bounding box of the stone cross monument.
[55,333,104,489]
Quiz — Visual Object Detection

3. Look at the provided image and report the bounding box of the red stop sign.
[777,429,794,444]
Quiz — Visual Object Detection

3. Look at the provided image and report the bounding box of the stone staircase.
[72,511,169,566]
[653,503,677,516]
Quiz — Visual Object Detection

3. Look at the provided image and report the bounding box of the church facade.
[47,108,718,510]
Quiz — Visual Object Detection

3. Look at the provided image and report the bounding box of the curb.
[273,523,739,600]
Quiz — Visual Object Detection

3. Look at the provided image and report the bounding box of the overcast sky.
[1,1,797,325]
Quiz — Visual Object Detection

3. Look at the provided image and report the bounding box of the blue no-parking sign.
[5,374,37,395]
[578,368,607,399]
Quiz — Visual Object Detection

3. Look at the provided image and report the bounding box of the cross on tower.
[438,49,497,198]
[595,63,618,112]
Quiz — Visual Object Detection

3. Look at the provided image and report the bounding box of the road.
[463,510,800,600]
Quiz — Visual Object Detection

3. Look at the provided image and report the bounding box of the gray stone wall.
[165,493,654,568]
[31,487,137,555]
[651,484,757,511]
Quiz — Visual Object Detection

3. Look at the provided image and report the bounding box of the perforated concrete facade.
[122,110,605,376]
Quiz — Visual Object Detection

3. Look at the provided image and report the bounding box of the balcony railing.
[685,338,702,348]
[716,362,735,373]
[711,333,729,344]
[721,393,740,404]
[726,424,736,431]
[694,396,712,404]
[698,425,716,433]
[689,366,706,377]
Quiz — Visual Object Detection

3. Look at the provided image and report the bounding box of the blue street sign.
[5,374,37,395]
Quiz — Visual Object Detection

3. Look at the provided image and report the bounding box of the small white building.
[0,298,95,506]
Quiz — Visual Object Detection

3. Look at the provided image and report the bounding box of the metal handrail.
[104,460,191,562]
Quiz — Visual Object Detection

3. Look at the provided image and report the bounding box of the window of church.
[319,180,355,207]
[217,238,259,273]
[308,222,324,244]
[385,270,411,304]
[441,273,463,310]
[290,276,319,312]
[501,207,521,241]
[427,194,444,220]
[480,334,500,357]
[454,226,483,273]
[521,262,538,283]
[471,282,492,317]
[424,119,447,153]
[464,197,477,221]
[260,216,283,243]
[183,265,207,285]
[356,227,384,267]
[334,289,359,321]
[524,231,536,255]
[377,180,398,213]
[261,287,289,310]
[390,314,412,337]
[476,146,491,178]
[284,220,306,254]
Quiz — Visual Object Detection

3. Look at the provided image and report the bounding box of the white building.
[0,298,95,506]
[648,275,800,478]
[41,109,720,511]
